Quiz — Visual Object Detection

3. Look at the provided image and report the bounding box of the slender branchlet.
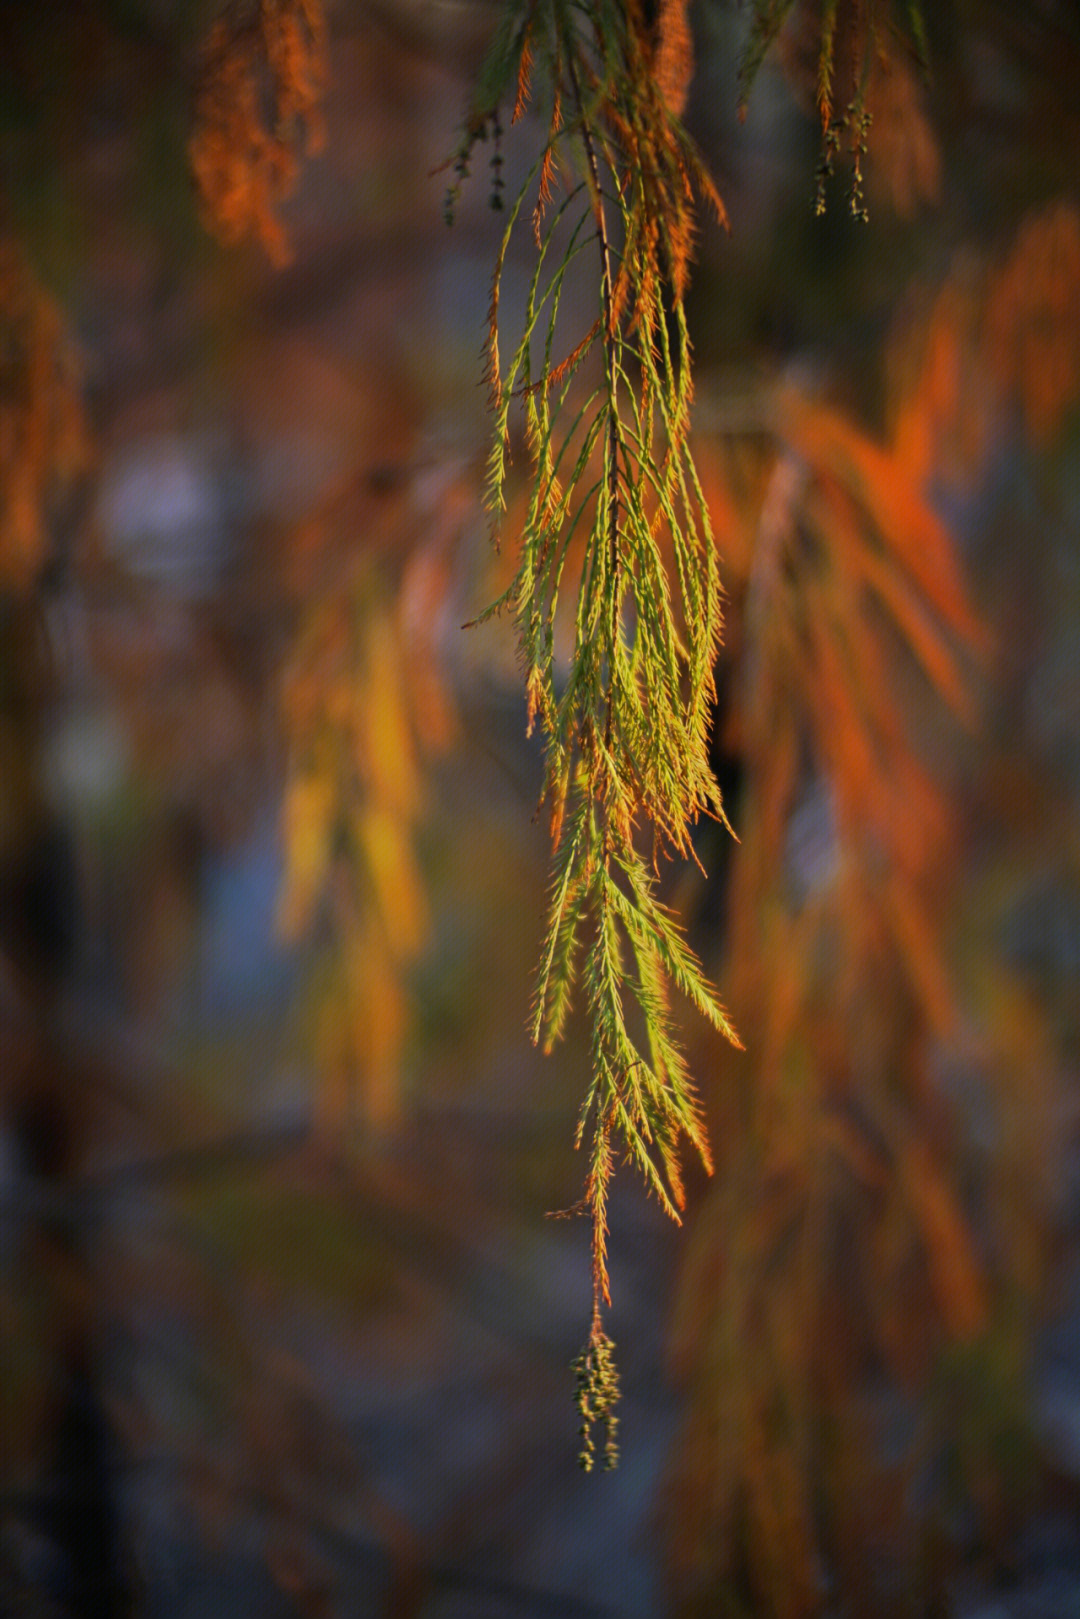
[449,0,739,1462]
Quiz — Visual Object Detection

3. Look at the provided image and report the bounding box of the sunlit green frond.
[452,0,740,1462]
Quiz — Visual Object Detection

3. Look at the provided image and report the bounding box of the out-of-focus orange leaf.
[0,241,88,594]
[315,927,408,1132]
[360,616,423,820]
[278,549,459,1131]
[190,0,326,266]
[826,493,979,724]
[883,871,957,1039]
[818,1105,889,1190]
[778,386,989,673]
[986,201,1080,444]
[357,805,428,964]
[399,534,462,754]
[889,200,1080,488]
[801,595,883,829]
[744,1397,820,1619]
[891,272,992,491]
[899,1134,988,1343]
[645,0,694,119]
[864,50,941,218]
[277,763,337,941]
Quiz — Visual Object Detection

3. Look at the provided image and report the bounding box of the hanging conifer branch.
[736,0,930,219]
[450,0,740,1464]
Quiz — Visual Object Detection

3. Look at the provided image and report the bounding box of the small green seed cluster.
[573,1332,621,1471]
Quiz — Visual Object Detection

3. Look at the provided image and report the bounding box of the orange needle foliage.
[190,0,326,266]
[663,197,1080,1611]
[0,243,88,595]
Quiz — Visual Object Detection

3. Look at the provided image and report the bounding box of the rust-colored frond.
[888,201,1080,501]
[636,0,695,119]
[279,555,458,1132]
[899,1134,989,1341]
[513,29,535,123]
[777,387,989,682]
[593,4,724,334]
[0,242,89,595]
[190,0,326,266]
[531,97,563,245]
[986,200,1080,444]
[889,273,988,492]
[539,316,602,395]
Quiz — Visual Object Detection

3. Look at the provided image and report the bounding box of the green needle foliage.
[448,0,742,1461]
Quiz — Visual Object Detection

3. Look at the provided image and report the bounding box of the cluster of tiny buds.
[813,104,872,222]
[814,123,842,217]
[572,1331,621,1471]
[848,104,872,223]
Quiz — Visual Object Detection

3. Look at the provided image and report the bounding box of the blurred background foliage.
[2,2,1080,1616]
